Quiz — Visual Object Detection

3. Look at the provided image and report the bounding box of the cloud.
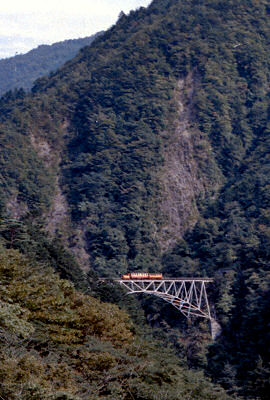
[0,12,109,42]
[0,34,41,59]
[1,0,147,14]
[0,1,152,58]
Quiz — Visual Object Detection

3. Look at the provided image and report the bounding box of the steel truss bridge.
[115,277,213,319]
[107,277,220,339]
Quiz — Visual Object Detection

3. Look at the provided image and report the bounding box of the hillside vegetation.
[0,239,233,400]
[0,0,269,398]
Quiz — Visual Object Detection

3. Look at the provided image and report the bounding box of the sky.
[0,0,152,59]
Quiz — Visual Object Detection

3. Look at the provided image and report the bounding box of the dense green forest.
[0,33,102,96]
[0,220,232,399]
[0,0,270,398]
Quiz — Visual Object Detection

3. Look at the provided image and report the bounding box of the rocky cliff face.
[15,73,216,269]
[159,73,221,251]
[30,129,91,271]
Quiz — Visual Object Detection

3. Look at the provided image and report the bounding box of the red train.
[121,272,163,280]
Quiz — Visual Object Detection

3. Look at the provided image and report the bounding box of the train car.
[121,272,163,280]
[121,274,131,280]
[148,273,163,279]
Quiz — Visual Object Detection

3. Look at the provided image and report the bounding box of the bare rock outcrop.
[30,129,91,271]
[158,73,218,250]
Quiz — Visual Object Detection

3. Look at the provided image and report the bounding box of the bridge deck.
[101,277,214,282]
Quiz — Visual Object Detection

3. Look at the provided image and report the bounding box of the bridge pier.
[210,318,222,340]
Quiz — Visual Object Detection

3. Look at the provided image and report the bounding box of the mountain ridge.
[0,33,103,96]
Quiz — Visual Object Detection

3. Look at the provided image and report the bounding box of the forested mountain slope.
[0,33,102,96]
[0,240,235,400]
[0,0,270,398]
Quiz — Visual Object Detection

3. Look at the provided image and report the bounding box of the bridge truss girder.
[116,279,213,320]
